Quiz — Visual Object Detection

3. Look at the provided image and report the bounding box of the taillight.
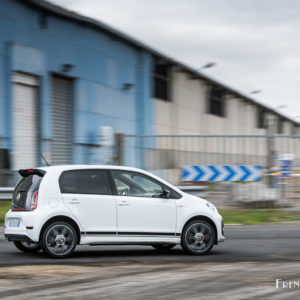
[31,190,38,210]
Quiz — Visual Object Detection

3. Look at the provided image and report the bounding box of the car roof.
[38,165,143,172]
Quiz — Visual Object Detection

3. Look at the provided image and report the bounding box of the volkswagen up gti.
[4,165,225,258]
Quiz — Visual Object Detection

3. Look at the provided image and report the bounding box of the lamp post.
[248,90,262,95]
[191,62,216,79]
[274,105,287,110]
[199,62,217,70]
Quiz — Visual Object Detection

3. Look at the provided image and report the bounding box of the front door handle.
[118,201,129,206]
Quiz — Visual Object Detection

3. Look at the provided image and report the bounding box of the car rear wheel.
[181,220,215,255]
[151,244,176,251]
[13,241,41,253]
[41,221,77,258]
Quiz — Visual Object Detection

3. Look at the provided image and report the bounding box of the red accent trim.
[11,208,29,211]
[26,226,34,230]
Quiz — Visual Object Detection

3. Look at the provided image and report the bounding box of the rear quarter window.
[59,169,112,195]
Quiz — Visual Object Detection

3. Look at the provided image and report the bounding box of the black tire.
[13,241,41,253]
[41,221,77,259]
[152,244,176,251]
[181,220,216,255]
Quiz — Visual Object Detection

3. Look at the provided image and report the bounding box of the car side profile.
[4,165,225,258]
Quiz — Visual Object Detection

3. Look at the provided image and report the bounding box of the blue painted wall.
[0,0,154,167]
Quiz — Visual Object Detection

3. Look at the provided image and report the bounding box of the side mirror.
[161,189,170,198]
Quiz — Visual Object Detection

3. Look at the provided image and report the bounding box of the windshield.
[12,175,42,210]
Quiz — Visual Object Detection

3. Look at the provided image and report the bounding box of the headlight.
[206,201,216,212]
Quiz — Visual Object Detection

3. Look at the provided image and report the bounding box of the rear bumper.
[4,234,34,242]
[4,210,40,242]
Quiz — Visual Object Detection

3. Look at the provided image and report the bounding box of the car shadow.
[1,245,298,267]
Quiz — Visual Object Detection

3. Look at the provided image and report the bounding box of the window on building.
[277,117,284,134]
[207,85,226,117]
[0,149,10,169]
[153,59,171,101]
[257,107,265,129]
[38,12,48,30]
[291,124,297,135]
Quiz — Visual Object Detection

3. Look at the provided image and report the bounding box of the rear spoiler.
[18,169,46,177]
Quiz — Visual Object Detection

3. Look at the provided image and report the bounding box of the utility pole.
[266,114,276,187]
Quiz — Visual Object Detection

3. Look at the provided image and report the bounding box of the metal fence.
[1,134,300,208]
[121,134,300,208]
[123,134,300,170]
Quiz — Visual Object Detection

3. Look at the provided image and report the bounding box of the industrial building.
[0,0,299,183]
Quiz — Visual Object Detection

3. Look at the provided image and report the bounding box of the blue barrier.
[181,165,263,182]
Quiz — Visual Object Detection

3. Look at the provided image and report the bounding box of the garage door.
[12,73,39,170]
[51,76,73,165]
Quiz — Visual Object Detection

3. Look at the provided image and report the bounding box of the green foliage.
[220,209,300,224]
[1,201,300,226]
[0,201,11,225]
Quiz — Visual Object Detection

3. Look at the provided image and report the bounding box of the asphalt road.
[0,223,300,299]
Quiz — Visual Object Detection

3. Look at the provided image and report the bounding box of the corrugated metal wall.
[51,76,73,165]
[12,72,39,170]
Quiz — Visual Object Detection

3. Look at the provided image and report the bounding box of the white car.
[4,165,225,258]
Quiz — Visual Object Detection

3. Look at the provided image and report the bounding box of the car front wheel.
[13,241,41,253]
[41,221,77,258]
[181,220,216,255]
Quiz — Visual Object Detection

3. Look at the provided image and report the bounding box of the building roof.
[23,0,299,126]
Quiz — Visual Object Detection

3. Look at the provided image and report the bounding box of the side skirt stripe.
[81,231,181,236]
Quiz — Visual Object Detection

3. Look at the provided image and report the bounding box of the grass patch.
[1,202,300,226]
[0,201,11,225]
[220,209,300,224]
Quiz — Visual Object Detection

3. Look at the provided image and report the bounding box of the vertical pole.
[267,115,275,188]
[114,133,124,165]
[267,115,272,187]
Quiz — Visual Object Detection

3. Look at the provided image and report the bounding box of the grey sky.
[49,0,300,120]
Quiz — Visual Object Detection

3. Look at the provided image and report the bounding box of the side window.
[111,171,163,197]
[59,170,112,195]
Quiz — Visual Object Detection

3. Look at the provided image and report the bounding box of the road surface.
[0,223,299,299]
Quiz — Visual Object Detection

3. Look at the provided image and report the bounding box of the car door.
[60,169,117,233]
[111,170,177,235]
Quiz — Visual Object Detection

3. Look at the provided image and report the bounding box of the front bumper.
[218,235,225,242]
[217,217,225,243]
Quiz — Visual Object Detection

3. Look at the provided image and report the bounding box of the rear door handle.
[118,201,129,206]
[69,199,80,204]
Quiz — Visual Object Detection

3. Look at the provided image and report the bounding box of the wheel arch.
[39,215,81,244]
[182,215,218,244]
